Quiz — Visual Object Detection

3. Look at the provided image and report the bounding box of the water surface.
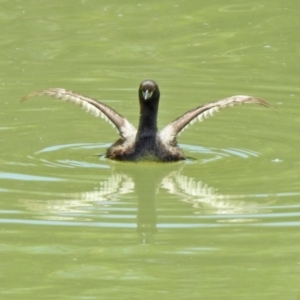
[1,1,300,299]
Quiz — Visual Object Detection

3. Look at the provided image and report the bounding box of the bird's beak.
[142,90,153,100]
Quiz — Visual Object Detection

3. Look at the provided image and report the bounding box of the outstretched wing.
[159,95,271,145]
[21,88,137,140]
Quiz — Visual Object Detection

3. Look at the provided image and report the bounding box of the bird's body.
[22,80,271,162]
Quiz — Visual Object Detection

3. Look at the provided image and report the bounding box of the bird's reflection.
[108,162,181,244]
[20,161,274,244]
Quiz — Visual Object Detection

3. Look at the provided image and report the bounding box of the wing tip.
[227,95,274,110]
[247,96,277,113]
[20,88,67,103]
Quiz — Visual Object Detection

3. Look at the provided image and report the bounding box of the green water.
[1,1,300,299]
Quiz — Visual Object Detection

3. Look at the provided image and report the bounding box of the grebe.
[22,80,270,162]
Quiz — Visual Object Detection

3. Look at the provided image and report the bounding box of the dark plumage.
[22,80,271,162]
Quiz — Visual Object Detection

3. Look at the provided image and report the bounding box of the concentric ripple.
[28,142,261,169]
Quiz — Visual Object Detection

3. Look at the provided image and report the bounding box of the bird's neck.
[137,103,158,137]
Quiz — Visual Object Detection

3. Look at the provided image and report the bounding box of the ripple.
[181,143,260,162]
[0,172,64,182]
[37,158,110,169]
[0,127,12,130]
[0,218,136,228]
[28,143,110,169]
[36,143,108,154]
[2,212,300,229]
[24,142,261,169]
[219,4,264,12]
[56,160,110,169]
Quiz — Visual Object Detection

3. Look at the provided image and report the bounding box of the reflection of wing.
[20,174,135,216]
[161,172,219,202]
[161,171,274,214]
[159,96,271,145]
[22,88,137,141]
[77,174,135,202]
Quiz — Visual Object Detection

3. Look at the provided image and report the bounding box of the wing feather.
[21,88,137,140]
[159,95,271,145]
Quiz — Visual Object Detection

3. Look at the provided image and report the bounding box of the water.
[1,1,300,299]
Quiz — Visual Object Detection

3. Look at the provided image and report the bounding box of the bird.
[22,79,271,162]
